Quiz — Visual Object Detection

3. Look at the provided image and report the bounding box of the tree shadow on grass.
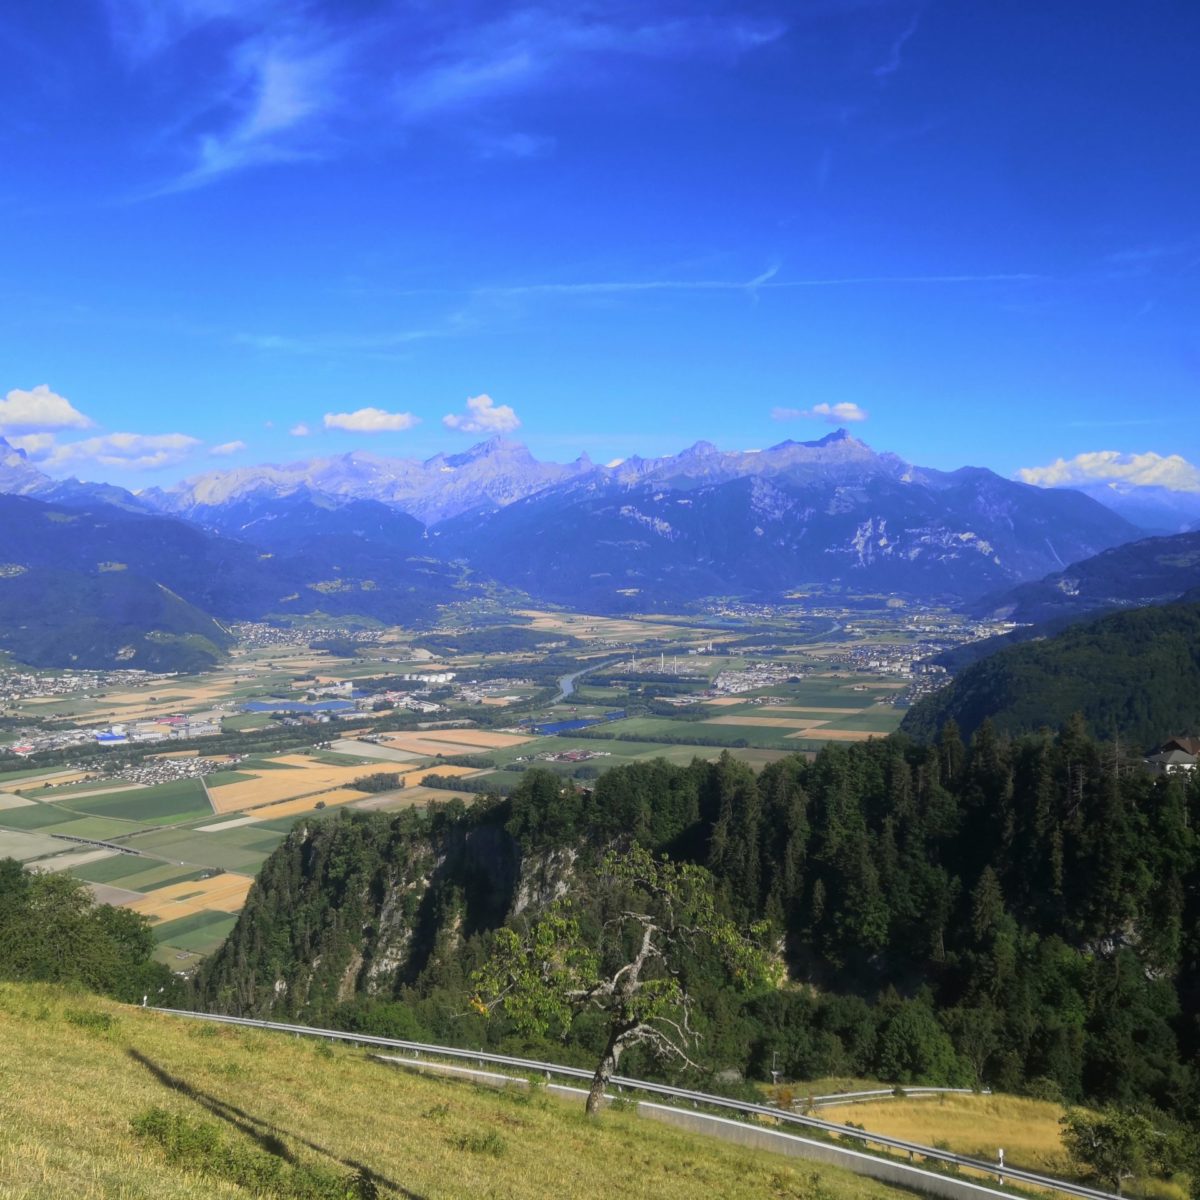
[127,1048,426,1199]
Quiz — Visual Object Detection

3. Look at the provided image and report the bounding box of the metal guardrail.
[805,1086,988,1108]
[149,1007,1117,1200]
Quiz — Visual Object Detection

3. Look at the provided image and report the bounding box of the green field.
[149,910,239,954]
[0,829,68,861]
[65,779,211,823]
[0,803,74,830]
[128,825,287,874]
[70,856,211,893]
[39,815,147,840]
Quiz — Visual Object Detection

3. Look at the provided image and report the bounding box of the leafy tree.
[471,845,776,1115]
[875,998,965,1085]
[0,860,175,1003]
[1060,1107,1158,1195]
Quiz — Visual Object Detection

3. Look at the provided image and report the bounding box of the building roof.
[1146,749,1198,767]
[1163,736,1200,755]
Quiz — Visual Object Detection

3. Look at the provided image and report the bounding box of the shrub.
[450,1129,507,1157]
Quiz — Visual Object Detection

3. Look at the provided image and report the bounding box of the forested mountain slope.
[199,735,1200,1120]
[976,530,1200,623]
[902,601,1200,747]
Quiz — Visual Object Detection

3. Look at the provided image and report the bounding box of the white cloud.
[6,432,57,457]
[323,407,420,433]
[43,432,202,472]
[772,402,868,424]
[1018,451,1200,494]
[442,393,520,434]
[210,440,247,456]
[289,422,311,437]
[0,385,94,432]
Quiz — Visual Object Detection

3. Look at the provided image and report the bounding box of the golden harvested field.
[377,731,528,756]
[127,873,255,921]
[10,771,94,792]
[704,697,745,707]
[399,728,532,749]
[207,760,374,814]
[705,716,831,730]
[246,789,368,821]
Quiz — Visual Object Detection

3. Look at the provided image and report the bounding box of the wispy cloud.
[37,431,202,471]
[873,9,922,80]
[108,2,786,194]
[158,37,347,192]
[235,326,444,356]
[102,0,274,62]
[773,402,868,423]
[397,9,786,118]
[477,267,1040,299]
[209,439,246,456]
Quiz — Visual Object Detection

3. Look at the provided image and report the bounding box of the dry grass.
[126,874,256,921]
[818,1094,1072,1176]
[0,983,911,1200]
[10,771,93,793]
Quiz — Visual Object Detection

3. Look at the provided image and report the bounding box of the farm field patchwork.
[126,873,256,922]
[205,757,378,814]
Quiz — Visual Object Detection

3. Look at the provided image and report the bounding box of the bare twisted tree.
[471,844,777,1116]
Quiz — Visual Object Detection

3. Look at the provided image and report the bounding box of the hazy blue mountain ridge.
[974,529,1200,623]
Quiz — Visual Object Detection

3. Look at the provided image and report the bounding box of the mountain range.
[0,429,1151,667]
[975,529,1200,623]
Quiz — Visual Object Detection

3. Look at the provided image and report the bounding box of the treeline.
[197,724,1200,1123]
[416,626,582,656]
[0,860,180,1003]
[902,600,1200,747]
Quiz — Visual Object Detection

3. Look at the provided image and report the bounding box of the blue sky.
[2,0,1199,491]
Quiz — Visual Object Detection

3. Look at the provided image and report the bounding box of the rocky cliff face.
[197,807,580,1019]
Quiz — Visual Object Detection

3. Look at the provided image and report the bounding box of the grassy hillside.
[0,982,908,1200]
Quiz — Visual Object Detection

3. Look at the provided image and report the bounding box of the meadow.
[0,982,913,1200]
